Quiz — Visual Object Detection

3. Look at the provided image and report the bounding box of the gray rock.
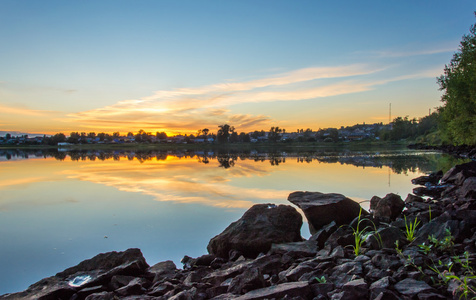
[369,276,391,298]
[58,248,148,278]
[207,204,303,259]
[342,278,368,298]
[394,278,433,296]
[227,267,266,294]
[203,260,253,285]
[310,221,338,248]
[148,260,177,276]
[461,177,476,199]
[235,281,311,300]
[115,277,148,296]
[372,193,404,220]
[440,161,476,185]
[284,264,315,282]
[270,240,318,257]
[85,291,116,300]
[288,191,365,234]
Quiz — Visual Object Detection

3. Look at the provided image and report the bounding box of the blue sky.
[0,0,474,135]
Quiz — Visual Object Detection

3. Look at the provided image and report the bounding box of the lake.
[0,147,464,294]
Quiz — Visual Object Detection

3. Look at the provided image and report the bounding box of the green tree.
[437,14,476,145]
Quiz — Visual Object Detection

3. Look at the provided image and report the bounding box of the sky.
[0,1,474,136]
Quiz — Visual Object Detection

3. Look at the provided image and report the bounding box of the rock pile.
[2,161,476,300]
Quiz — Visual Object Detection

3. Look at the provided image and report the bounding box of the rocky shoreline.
[2,161,476,300]
[408,144,476,160]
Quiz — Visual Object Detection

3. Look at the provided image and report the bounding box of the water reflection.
[0,147,468,294]
[0,148,463,174]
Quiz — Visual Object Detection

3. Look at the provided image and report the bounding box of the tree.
[437,14,476,145]
[68,132,80,143]
[217,124,234,143]
[269,126,283,142]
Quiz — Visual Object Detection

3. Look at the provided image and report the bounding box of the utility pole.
[389,103,392,124]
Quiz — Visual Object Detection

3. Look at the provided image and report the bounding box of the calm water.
[0,148,463,294]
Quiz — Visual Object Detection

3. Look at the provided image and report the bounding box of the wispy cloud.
[67,64,384,133]
[0,105,58,117]
[373,44,457,58]
[66,61,441,133]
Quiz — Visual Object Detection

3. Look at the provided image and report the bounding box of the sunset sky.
[0,1,474,136]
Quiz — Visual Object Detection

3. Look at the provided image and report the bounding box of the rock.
[310,283,334,298]
[369,276,391,298]
[234,281,311,300]
[441,161,476,185]
[57,248,148,279]
[413,186,445,198]
[342,278,368,299]
[207,204,303,259]
[203,260,254,286]
[310,221,338,249]
[1,249,148,300]
[405,193,425,203]
[148,281,175,296]
[269,240,318,257]
[417,292,448,300]
[284,263,315,282]
[288,192,365,234]
[372,193,404,220]
[370,195,382,211]
[195,254,217,266]
[461,177,476,199]
[109,275,136,290]
[227,267,266,294]
[394,278,433,296]
[412,171,442,186]
[413,214,459,245]
[367,226,405,249]
[115,277,149,296]
[84,291,116,300]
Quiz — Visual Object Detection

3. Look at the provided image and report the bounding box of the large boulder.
[371,193,405,221]
[207,204,303,259]
[1,248,149,300]
[440,161,476,186]
[287,191,366,235]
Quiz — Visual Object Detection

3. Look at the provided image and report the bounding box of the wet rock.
[288,191,365,234]
[207,204,303,259]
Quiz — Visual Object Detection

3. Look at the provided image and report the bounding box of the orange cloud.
[0,105,57,117]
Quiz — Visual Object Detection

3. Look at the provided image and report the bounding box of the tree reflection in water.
[0,148,469,174]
